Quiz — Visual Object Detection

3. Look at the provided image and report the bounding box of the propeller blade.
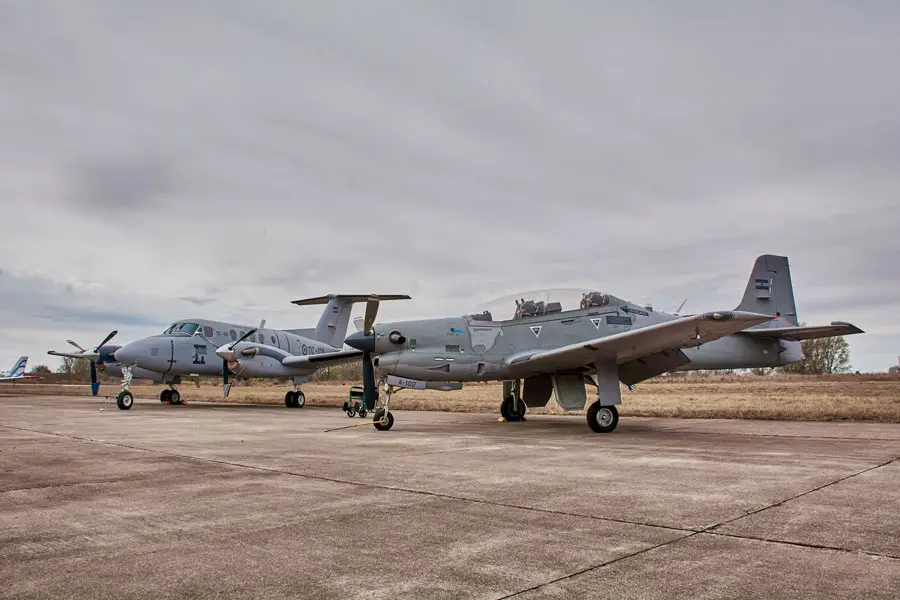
[95,330,118,351]
[363,297,379,335]
[66,340,86,352]
[222,359,231,398]
[362,352,378,410]
[229,328,258,351]
[48,350,86,359]
[89,361,99,396]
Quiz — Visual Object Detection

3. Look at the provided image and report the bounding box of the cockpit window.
[165,322,199,335]
[580,292,610,308]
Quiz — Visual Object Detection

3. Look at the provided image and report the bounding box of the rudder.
[736,255,798,326]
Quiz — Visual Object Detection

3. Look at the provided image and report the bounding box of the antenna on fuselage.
[675,299,687,315]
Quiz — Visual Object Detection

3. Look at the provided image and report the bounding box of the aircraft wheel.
[116,391,134,411]
[295,392,306,408]
[587,402,618,433]
[160,390,171,403]
[500,396,526,422]
[170,390,181,405]
[285,391,296,407]
[373,409,394,431]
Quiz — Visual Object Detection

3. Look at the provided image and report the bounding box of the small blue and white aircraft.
[0,357,40,382]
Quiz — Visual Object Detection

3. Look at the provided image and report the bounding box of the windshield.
[164,322,200,335]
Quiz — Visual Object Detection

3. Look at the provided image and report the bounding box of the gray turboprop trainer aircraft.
[344,255,863,433]
[50,295,408,410]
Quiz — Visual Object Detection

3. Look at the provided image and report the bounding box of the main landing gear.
[284,390,306,408]
[500,380,527,422]
[160,387,183,405]
[586,401,618,434]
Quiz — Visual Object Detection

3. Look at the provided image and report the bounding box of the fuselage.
[112,318,339,381]
[370,297,801,382]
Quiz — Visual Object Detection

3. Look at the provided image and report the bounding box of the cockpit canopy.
[164,322,200,336]
[467,289,633,322]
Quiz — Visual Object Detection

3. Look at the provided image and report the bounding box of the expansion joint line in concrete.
[498,455,899,598]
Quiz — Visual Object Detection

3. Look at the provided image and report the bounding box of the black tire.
[170,390,181,405]
[586,402,618,433]
[373,409,394,431]
[358,407,367,418]
[160,389,171,403]
[285,391,296,407]
[347,407,357,417]
[295,392,306,408]
[500,396,526,422]
[116,391,134,411]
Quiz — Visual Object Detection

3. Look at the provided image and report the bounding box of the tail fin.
[291,294,410,348]
[10,357,27,378]
[736,255,798,326]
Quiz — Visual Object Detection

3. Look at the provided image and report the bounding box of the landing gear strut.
[500,379,527,421]
[285,389,306,408]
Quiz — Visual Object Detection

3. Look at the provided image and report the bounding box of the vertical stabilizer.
[292,294,411,348]
[10,357,28,378]
[736,255,798,326]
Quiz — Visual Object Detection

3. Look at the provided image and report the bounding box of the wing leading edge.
[507,311,774,373]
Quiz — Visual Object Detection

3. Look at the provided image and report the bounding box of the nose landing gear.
[114,366,134,411]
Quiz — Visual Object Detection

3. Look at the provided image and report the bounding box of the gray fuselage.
[372,298,801,382]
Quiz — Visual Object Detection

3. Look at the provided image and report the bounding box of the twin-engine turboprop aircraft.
[48,295,408,410]
[345,255,863,433]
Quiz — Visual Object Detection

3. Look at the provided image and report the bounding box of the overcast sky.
[1,1,898,373]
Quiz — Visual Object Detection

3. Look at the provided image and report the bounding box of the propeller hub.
[344,331,375,352]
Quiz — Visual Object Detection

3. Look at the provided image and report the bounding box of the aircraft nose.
[114,338,168,371]
[113,343,137,365]
[344,331,375,352]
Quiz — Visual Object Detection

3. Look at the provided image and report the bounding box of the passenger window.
[258,334,265,343]
[271,336,277,345]
[204,326,214,338]
[229,330,237,341]
[409,338,417,350]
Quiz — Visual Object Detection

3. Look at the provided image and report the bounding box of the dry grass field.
[4,374,900,422]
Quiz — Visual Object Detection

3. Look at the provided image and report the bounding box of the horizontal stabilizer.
[291,294,411,306]
[740,322,864,341]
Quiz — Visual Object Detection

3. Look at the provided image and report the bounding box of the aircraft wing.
[282,349,363,368]
[507,311,774,372]
[739,322,864,341]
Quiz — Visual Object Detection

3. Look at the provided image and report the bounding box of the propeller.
[48,330,118,396]
[355,297,381,410]
[198,328,258,399]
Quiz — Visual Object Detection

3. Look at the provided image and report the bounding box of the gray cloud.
[0,1,898,371]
